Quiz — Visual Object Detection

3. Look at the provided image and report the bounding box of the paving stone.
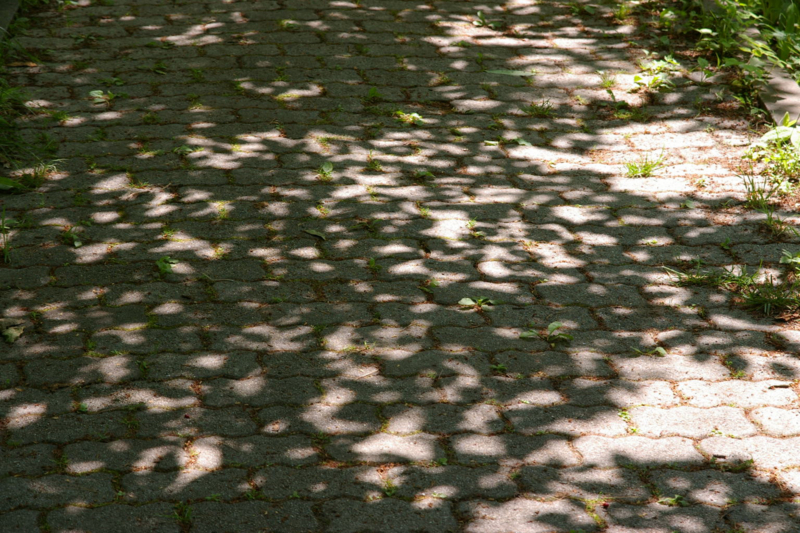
[0,473,115,511]
[0,443,57,476]
[145,351,261,380]
[0,510,40,533]
[252,465,374,500]
[506,404,628,436]
[518,466,650,501]
[0,0,792,528]
[573,436,705,468]
[450,434,581,466]
[320,498,459,533]
[23,355,143,386]
[536,283,647,307]
[201,376,319,407]
[8,411,130,445]
[191,435,318,469]
[676,380,798,407]
[48,503,179,533]
[630,406,757,438]
[389,465,517,500]
[327,433,444,463]
[459,499,597,533]
[0,387,74,419]
[376,350,492,377]
[749,407,800,437]
[494,350,615,377]
[0,363,20,387]
[728,503,800,533]
[64,439,188,473]
[699,436,800,469]
[611,353,729,381]
[121,469,250,502]
[190,501,319,533]
[651,469,781,506]
[382,403,504,434]
[778,470,800,494]
[600,502,724,533]
[137,407,259,438]
[562,378,678,407]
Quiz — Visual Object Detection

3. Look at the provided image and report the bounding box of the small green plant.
[625,152,665,178]
[170,502,192,525]
[780,249,800,272]
[382,479,398,497]
[74,33,102,45]
[521,321,574,347]
[394,111,425,126]
[614,2,632,21]
[352,218,379,234]
[413,169,435,182]
[419,279,439,294]
[597,70,616,88]
[0,208,16,263]
[149,61,168,75]
[367,257,382,273]
[569,2,596,15]
[156,256,178,276]
[173,145,200,156]
[633,73,674,92]
[364,87,384,104]
[88,90,118,106]
[466,219,486,239]
[490,363,507,373]
[61,227,83,248]
[459,297,500,310]
[278,19,299,30]
[317,161,334,181]
[633,346,667,357]
[416,202,431,218]
[658,494,688,507]
[142,112,160,125]
[523,100,555,118]
[99,77,124,87]
[473,11,503,30]
[365,151,382,172]
[760,204,798,239]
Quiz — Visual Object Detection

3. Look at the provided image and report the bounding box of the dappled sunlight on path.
[2,0,800,531]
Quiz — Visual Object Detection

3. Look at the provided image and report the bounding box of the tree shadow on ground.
[1,0,800,532]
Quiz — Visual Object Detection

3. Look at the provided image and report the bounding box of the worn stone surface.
[0,0,797,531]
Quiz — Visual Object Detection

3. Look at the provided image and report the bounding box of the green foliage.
[665,258,800,317]
[523,100,555,118]
[747,113,800,187]
[625,152,666,178]
[472,11,503,30]
[459,297,500,310]
[155,256,178,276]
[521,321,574,347]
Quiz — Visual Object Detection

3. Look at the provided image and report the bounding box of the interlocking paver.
[1,0,796,530]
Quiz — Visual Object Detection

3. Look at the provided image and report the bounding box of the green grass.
[523,99,555,118]
[625,152,665,178]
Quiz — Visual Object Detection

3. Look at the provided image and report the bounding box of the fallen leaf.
[303,229,326,240]
[3,325,24,343]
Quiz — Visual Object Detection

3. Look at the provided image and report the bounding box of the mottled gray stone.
[48,504,179,533]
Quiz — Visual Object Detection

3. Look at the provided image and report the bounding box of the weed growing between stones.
[665,260,800,318]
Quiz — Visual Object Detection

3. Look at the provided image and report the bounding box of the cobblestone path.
[2,0,800,531]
